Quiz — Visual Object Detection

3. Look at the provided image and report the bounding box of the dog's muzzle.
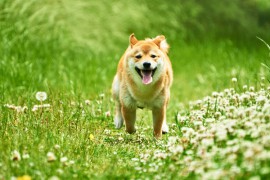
[135,67,157,85]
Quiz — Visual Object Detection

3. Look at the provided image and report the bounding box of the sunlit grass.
[2,80,270,179]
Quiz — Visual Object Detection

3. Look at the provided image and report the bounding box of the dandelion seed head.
[35,92,47,102]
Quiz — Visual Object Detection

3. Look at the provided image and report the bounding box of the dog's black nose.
[143,62,151,69]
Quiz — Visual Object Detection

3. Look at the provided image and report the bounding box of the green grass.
[1,0,270,179]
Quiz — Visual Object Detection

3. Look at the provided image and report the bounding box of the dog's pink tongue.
[142,71,152,85]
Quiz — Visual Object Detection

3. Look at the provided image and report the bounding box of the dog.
[112,33,173,139]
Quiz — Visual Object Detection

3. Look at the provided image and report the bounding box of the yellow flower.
[17,175,31,180]
[89,134,94,141]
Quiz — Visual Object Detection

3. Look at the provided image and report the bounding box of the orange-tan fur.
[112,34,173,139]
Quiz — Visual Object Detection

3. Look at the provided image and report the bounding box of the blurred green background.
[1,0,270,103]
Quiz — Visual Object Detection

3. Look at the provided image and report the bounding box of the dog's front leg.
[114,102,123,129]
[121,105,136,134]
[152,106,166,139]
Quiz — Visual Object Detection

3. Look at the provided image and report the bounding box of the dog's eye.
[150,54,157,58]
[135,55,142,59]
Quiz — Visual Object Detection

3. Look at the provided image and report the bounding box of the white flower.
[131,158,139,161]
[32,106,38,112]
[118,137,124,141]
[256,95,266,104]
[99,93,105,98]
[60,157,68,163]
[169,145,184,155]
[231,77,237,83]
[11,150,21,161]
[36,92,47,102]
[212,92,219,98]
[48,176,60,180]
[181,127,195,138]
[4,104,28,113]
[193,120,203,127]
[54,144,61,149]
[105,111,111,117]
[167,136,178,146]
[236,129,246,138]
[32,104,51,111]
[104,129,111,135]
[196,100,202,105]
[85,100,91,105]
[177,115,187,123]
[249,86,255,92]
[154,151,167,159]
[201,138,214,147]
[214,112,221,119]
[47,152,57,162]
[215,129,227,141]
[244,149,254,159]
[15,106,28,113]
[69,160,75,165]
[205,118,215,123]
[22,153,30,159]
[240,94,250,102]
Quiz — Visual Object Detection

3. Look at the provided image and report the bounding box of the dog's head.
[126,33,169,85]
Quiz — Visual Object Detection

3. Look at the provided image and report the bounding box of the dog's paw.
[114,116,123,129]
[162,123,169,134]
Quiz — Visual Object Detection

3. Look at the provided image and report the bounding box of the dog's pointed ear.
[153,35,169,53]
[129,33,138,48]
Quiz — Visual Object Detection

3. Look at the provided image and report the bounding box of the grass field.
[1,0,270,179]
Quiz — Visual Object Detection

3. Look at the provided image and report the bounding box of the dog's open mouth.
[135,67,157,85]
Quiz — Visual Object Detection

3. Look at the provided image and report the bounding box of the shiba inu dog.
[112,33,173,139]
